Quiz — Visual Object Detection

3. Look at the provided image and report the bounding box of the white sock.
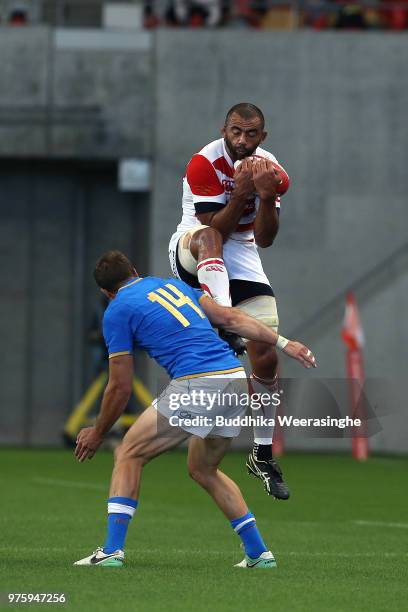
[250,374,280,445]
[197,258,231,306]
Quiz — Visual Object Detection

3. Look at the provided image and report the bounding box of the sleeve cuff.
[108,351,132,359]
[194,201,225,214]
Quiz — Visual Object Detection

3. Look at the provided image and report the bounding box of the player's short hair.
[225,103,265,129]
[94,250,135,292]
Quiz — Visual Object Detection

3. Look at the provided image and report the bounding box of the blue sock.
[230,511,268,559]
[103,496,138,554]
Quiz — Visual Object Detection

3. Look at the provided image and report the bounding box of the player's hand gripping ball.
[234,155,290,196]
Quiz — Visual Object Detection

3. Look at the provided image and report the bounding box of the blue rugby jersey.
[102,276,242,380]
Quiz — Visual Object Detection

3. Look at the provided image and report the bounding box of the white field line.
[353,520,408,529]
[32,477,106,491]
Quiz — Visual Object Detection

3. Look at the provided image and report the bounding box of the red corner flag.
[342,292,364,351]
[341,292,369,460]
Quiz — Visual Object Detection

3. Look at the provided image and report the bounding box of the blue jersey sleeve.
[103,302,135,358]
[193,288,205,302]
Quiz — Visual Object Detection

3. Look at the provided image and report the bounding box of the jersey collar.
[118,277,142,292]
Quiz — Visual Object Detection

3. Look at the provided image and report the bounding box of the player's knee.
[199,226,222,245]
[187,462,212,488]
[191,227,223,260]
[251,343,279,374]
[114,440,148,467]
[114,443,134,467]
[188,468,208,488]
[113,444,123,465]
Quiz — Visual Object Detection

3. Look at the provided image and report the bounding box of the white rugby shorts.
[153,370,249,438]
[169,228,270,285]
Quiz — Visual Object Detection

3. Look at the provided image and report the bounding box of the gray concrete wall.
[0,27,152,158]
[0,160,149,446]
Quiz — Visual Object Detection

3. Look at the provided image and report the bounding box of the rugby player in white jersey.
[169,103,291,499]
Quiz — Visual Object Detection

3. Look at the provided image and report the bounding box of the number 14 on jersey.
[147,283,205,327]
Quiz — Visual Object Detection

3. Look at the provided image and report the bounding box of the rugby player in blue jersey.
[74,250,316,569]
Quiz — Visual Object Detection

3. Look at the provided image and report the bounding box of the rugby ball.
[234,155,290,196]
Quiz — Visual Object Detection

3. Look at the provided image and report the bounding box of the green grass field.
[1,449,407,611]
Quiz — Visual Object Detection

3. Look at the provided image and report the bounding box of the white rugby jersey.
[175,138,283,243]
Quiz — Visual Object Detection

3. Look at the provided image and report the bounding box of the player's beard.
[224,137,259,161]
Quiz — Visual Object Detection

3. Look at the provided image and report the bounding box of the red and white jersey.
[170,138,287,284]
[175,138,283,242]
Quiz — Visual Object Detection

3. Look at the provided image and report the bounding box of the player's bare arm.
[253,159,281,248]
[196,159,255,241]
[75,354,134,462]
[200,296,316,369]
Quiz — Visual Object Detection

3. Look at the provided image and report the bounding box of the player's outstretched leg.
[245,341,290,499]
[187,436,277,568]
[183,226,246,356]
[74,406,189,567]
[189,227,230,307]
